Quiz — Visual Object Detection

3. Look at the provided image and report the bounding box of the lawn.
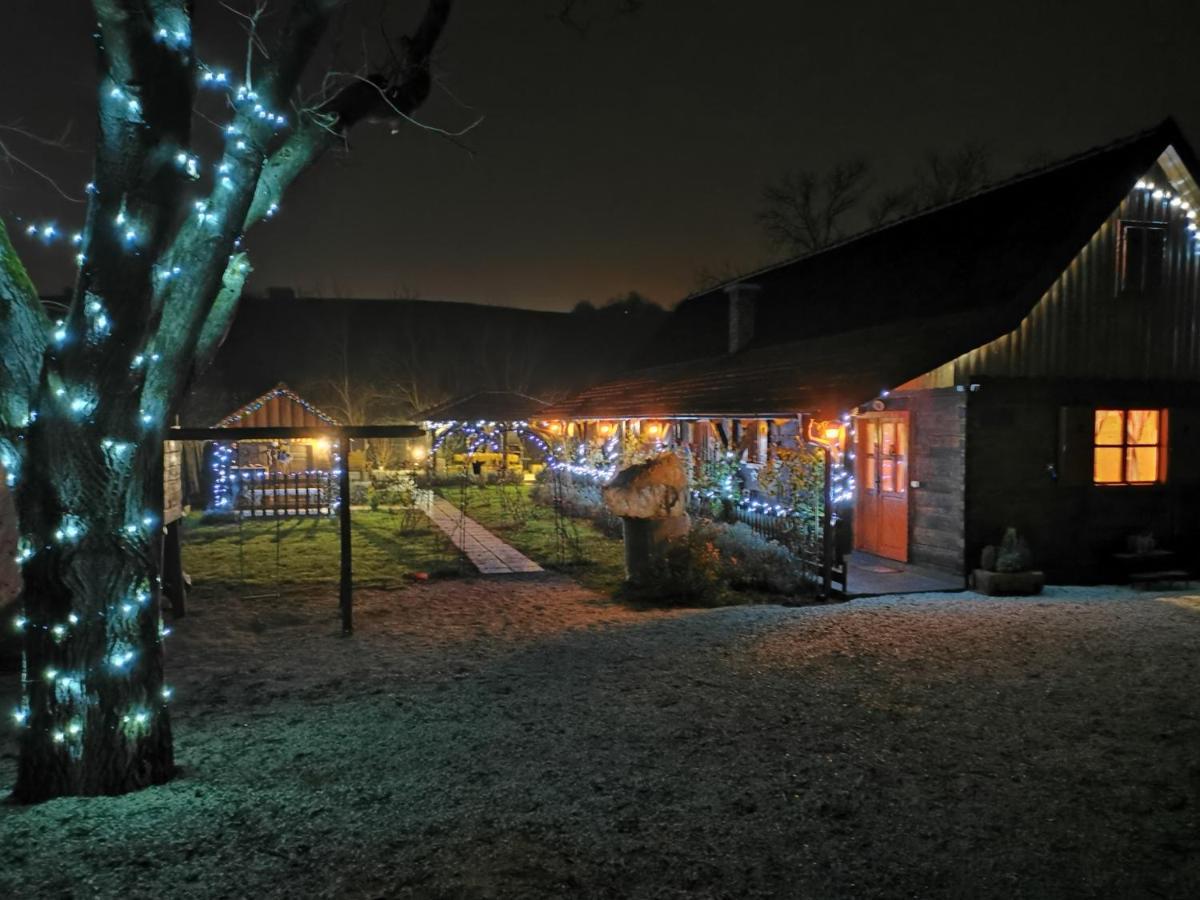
[179,508,466,590]
[435,482,627,593]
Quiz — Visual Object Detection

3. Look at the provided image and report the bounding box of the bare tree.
[314,318,391,425]
[761,144,995,251]
[756,159,871,254]
[692,258,757,292]
[868,142,993,226]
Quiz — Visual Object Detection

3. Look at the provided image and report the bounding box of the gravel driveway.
[2,578,1199,899]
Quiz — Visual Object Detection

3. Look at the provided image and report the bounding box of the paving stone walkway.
[420,492,544,575]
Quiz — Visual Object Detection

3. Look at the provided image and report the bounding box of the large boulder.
[602,453,688,520]
[603,453,691,583]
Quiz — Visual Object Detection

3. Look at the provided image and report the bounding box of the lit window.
[1093,409,1166,485]
[1117,222,1166,296]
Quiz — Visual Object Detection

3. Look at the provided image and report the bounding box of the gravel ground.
[2,578,1199,899]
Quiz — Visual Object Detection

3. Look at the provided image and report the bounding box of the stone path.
[420,492,543,575]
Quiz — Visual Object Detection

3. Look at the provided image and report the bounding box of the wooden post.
[822,447,834,598]
[160,519,186,617]
[339,436,353,635]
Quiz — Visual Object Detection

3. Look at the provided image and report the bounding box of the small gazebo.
[419,391,554,480]
[209,383,342,514]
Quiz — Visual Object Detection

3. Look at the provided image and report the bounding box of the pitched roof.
[418,390,551,423]
[214,383,340,428]
[551,119,1198,419]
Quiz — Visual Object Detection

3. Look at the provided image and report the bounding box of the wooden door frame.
[854,410,911,562]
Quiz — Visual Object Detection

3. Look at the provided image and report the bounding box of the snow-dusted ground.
[2,579,1199,899]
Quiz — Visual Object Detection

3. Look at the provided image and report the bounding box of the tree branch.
[190,252,252,382]
[244,0,453,230]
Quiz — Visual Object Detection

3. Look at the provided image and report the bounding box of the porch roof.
[418,390,551,424]
[214,383,340,428]
[543,306,1013,420]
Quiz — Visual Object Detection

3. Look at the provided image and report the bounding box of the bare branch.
[343,71,483,139]
[0,122,82,202]
[554,0,644,36]
[243,0,454,230]
[757,160,871,254]
[190,252,252,382]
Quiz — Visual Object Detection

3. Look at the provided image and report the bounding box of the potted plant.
[972,527,1045,596]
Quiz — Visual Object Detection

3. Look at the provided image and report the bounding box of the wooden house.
[208,384,342,515]
[547,119,1200,584]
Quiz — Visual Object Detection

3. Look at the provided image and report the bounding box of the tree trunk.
[12,434,174,802]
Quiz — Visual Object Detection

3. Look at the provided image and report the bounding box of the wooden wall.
[884,388,968,573]
[895,156,1200,580]
[966,379,1200,582]
[163,440,184,525]
[911,162,1200,389]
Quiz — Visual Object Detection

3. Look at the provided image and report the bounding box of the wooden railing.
[231,470,338,517]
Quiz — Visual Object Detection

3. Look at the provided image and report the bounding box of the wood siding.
[909,163,1200,388]
[892,159,1200,581]
[965,380,1200,581]
[163,440,184,525]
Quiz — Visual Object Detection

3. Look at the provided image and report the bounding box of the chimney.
[724,282,761,353]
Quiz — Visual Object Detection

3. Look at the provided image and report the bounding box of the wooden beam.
[160,520,187,618]
[821,448,834,598]
[339,453,353,635]
[168,425,424,441]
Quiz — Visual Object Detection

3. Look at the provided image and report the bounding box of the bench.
[1128,569,1191,589]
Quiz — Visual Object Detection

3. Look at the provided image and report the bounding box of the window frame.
[1115,219,1168,297]
[1092,408,1168,487]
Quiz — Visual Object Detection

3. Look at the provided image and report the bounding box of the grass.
[435,482,627,594]
[179,508,466,590]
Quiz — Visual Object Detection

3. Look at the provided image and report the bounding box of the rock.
[602,453,688,519]
[972,568,1045,596]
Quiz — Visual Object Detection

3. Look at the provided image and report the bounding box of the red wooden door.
[854,414,910,562]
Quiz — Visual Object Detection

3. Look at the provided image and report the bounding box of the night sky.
[3,0,1200,310]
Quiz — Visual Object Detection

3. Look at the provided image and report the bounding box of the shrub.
[625,529,726,607]
[995,526,1033,573]
[531,470,623,538]
[626,519,815,607]
[496,481,532,529]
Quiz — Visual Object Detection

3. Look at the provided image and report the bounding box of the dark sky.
[3,0,1200,310]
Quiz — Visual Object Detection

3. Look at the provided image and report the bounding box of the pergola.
[168,423,423,634]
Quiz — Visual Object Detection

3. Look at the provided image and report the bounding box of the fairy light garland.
[11,578,175,743]
[2,50,305,753]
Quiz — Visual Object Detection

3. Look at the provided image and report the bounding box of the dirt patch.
[2,582,1199,898]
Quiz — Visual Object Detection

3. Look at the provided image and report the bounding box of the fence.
[728,501,846,593]
[230,469,338,517]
